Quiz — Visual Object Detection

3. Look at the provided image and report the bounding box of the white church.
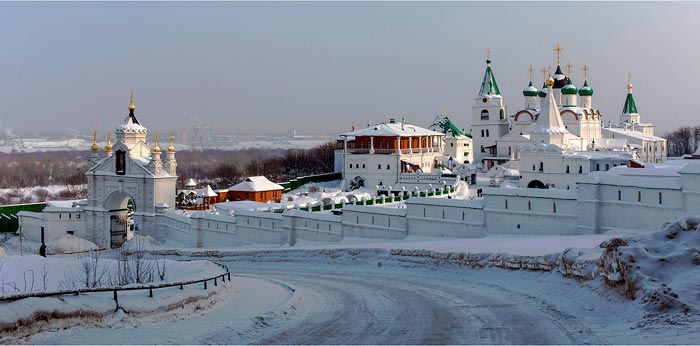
[19,93,177,248]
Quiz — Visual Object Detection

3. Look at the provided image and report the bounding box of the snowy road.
[25,256,614,344]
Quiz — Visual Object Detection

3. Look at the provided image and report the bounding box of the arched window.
[378,164,381,169]
[486,129,490,137]
[579,166,583,174]
[481,130,485,137]
[387,164,390,170]
[499,109,505,120]
[539,162,544,172]
[481,109,489,120]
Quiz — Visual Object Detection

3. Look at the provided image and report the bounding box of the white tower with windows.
[471,56,509,170]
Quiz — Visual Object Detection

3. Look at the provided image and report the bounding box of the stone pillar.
[370,137,375,154]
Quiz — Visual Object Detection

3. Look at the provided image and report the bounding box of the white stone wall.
[18,209,86,243]
[405,197,486,238]
[284,209,342,245]
[341,205,407,239]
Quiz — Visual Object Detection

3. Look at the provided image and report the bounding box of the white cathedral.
[470,48,666,190]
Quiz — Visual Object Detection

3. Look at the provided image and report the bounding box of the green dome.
[538,82,547,97]
[578,80,593,96]
[523,81,538,97]
[561,78,578,95]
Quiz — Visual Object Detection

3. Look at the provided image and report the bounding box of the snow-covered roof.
[482,187,578,199]
[341,120,445,138]
[229,176,284,192]
[115,113,147,134]
[215,201,275,212]
[601,127,665,141]
[595,138,630,150]
[196,186,218,197]
[184,178,197,187]
[530,84,570,136]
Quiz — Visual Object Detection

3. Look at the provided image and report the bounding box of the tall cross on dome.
[540,67,547,81]
[582,65,589,80]
[553,43,563,65]
[528,65,534,81]
[566,61,573,77]
[486,49,491,61]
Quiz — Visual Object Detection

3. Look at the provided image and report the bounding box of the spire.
[90,130,99,151]
[167,131,176,153]
[622,74,638,114]
[479,53,501,96]
[552,65,567,89]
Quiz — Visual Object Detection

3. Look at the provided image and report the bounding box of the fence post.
[221,275,225,283]
[180,284,183,290]
[214,277,217,286]
[113,290,119,311]
[204,280,207,289]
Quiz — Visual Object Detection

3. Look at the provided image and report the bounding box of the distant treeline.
[664,125,700,157]
[0,141,337,194]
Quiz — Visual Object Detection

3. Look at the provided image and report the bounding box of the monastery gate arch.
[104,190,137,248]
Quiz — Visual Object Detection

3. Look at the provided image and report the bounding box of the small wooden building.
[228,176,284,203]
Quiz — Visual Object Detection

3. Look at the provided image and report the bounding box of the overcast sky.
[0,1,698,137]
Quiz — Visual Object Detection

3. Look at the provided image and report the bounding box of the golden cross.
[547,66,552,77]
[628,73,632,83]
[444,109,448,117]
[107,131,111,145]
[566,61,573,77]
[169,131,174,147]
[528,65,534,81]
[154,132,159,147]
[553,43,563,65]
[92,130,97,144]
[581,64,589,80]
[486,49,491,61]
[540,67,547,81]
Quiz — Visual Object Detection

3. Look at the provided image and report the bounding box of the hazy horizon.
[1,2,698,137]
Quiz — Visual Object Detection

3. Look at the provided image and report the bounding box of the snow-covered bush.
[598,216,700,313]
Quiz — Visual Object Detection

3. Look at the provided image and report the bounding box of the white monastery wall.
[341,204,407,239]
[283,209,342,245]
[405,197,486,238]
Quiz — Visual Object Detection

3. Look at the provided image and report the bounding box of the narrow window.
[618,190,621,201]
[481,129,485,137]
[553,202,557,213]
[423,208,426,217]
[596,163,600,171]
[505,199,508,209]
[486,129,490,137]
[659,192,663,204]
[579,166,583,174]
[387,164,390,170]
[362,164,366,168]
[638,191,641,202]
[500,108,505,120]
[528,201,531,211]
[606,164,610,171]
[539,162,544,172]
[378,164,381,169]
[566,165,570,173]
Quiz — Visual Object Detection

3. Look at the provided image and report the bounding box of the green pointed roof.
[578,80,593,96]
[622,89,638,114]
[523,81,538,97]
[479,60,501,96]
[561,77,578,95]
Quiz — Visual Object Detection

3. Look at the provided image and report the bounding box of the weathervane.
[553,43,563,65]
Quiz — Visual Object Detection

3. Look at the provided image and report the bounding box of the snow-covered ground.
[4,217,700,344]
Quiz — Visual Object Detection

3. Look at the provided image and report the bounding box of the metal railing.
[0,260,231,312]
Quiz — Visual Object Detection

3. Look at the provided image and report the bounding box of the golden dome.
[104,132,113,151]
[152,132,161,153]
[627,82,633,90]
[545,77,555,87]
[128,90,136,111]
[166,131,176,153]
[90,130,99,151]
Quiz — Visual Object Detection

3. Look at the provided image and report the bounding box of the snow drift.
[48,234,98,254]
[598,216,700,313]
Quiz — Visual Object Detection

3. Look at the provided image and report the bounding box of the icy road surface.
[22,256,638,345]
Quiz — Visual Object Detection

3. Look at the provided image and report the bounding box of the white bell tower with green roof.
[471,52,509,169]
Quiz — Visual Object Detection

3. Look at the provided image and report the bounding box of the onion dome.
[115,91,147,135]
[552,65,567,89]
[151,132,162,153]
[523,81,538,97]
[561,78,578,95]
[578,80,593,96]
[538,82,548,97]
[545,76,555,87]
[166,131,176,153]
[89,130,100,151]
[104,132,113,151]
